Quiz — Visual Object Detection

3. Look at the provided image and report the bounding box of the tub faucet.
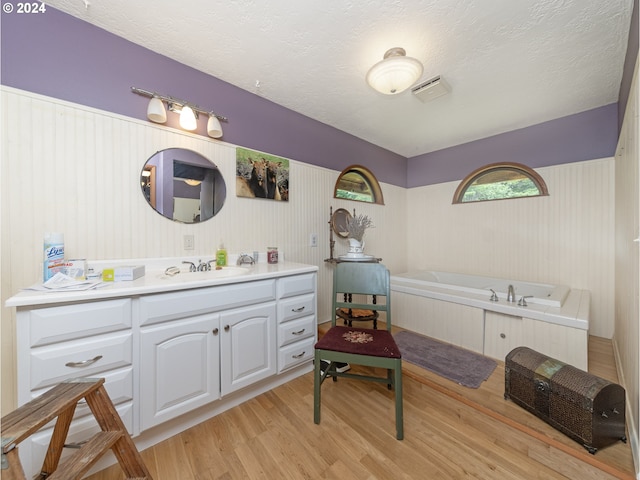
[518,295,533,307]
[489,289,499,302]
[507,284,516,303]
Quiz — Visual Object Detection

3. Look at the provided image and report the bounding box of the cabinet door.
[140,313,220,431]
[483,311,523,361]
[220,302,277,396]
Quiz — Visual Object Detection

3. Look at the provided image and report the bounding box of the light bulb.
[207,115,223,138]
[179,105,198,131]
[147,97,167,123]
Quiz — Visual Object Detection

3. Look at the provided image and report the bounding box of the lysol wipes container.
[43,232,64,282]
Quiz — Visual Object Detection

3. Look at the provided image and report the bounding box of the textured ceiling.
[44,0,633,157]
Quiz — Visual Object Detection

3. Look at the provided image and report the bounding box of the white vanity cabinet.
[220,302,277,395]
[139,313,221,430]
[9,262,317,478]
[137,279,277,430]
[14,298,134,479]
[276,273,317,372]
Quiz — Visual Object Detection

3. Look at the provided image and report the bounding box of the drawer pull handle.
[292,351,306,359]
[292,329,306,335]
[65,355,103,368]
[291,306,306,312]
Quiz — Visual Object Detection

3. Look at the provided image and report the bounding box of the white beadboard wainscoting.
[614,58,640,473]
[0,86,619,428]
[406,157,615,340]
[0,86,407,412]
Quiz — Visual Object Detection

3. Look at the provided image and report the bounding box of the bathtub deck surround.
[6,256,317,478]
[391,270,590,370]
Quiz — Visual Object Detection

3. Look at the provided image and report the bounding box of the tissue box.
[114,265,145,282]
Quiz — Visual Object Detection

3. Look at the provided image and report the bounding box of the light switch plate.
[184,234,195,250]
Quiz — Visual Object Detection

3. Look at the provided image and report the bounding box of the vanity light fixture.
[178,105,198,131]
[131,86,228,138]
[366,47,423,95]
[146,96,167,123]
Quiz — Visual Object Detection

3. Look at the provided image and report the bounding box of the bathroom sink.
[158,266,250,281]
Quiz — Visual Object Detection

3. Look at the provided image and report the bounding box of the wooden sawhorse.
[1,377,151,479]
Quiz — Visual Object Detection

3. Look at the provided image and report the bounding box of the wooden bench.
[1,378,151,479]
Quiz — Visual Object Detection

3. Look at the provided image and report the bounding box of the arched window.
[453,162,548,204]
[334,165,384,205]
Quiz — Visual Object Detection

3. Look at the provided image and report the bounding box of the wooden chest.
[504,346,626,453]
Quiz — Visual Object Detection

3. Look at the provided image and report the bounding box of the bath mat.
[394,330,497,388]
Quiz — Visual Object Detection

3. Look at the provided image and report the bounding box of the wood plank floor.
[86,328,635,480]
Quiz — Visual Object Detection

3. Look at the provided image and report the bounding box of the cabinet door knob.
[224,325,230,332]
[500,333,506,339]
[65,355,103,368]
[212,328,219,335]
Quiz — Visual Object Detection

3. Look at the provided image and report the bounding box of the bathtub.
[390,270,590,369]
[391,271,570,308]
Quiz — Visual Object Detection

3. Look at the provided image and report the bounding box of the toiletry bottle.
[43,232,64,281]
[216,242,227,267]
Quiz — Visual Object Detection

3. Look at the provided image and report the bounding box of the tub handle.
[518,295,533,307]
[489,289,499,302]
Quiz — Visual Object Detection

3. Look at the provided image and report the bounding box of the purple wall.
[406,104,618,187]
[1,7,627,190]
[0,7,406,186]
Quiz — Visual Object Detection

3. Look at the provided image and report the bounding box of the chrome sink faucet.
[507,284,516,302]
[197,259,216,271]
[197,259,210,271]
[237,253,255,265]
[182,261,197,272]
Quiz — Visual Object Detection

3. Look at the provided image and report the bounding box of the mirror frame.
[140,148,226,223]
[331,208,352,238]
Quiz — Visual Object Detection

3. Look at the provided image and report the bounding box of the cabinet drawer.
[30,332,132,390]
[139,279,276,326]
[278,294,315,323]
[278,337,315,372]
[278,315,315,347]
[277,273,315,299]
[29,298,131,347]
[30,367,133,430]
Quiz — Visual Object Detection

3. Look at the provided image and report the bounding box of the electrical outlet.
[184,234,195,250]
[309,233,318,247]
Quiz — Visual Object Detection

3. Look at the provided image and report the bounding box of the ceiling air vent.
[411,75,450,102]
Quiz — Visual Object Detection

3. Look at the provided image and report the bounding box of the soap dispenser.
[216,242,227,267]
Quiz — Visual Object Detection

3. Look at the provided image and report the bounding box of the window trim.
[452,162,549,204]
[333,164,385,205]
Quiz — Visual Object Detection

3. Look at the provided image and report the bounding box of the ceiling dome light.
[366,47,423,95]
[179,105,198,131]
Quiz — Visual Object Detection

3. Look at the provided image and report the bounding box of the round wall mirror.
[141,148,226,223]
[331,208,352,238]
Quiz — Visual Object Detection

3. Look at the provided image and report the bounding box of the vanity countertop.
[6,259,318,308]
